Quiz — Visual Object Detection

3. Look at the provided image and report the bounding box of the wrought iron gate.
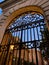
[0,14,49,65]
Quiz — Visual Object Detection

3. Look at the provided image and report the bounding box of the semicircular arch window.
[7,13,46,48]
[8,14,44,29]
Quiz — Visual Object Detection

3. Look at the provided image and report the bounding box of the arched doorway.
[0,6,49,65]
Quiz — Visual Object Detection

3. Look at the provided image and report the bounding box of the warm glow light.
[44,60,48,65]
[10,45,14,50]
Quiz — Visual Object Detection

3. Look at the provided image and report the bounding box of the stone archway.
[0,5,48,65]
[0,5,45,44]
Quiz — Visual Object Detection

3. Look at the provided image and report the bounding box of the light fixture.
[10,45,14,50]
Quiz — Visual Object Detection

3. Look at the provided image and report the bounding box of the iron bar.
[33,27,38,65]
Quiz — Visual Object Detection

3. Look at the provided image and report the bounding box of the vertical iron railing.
[17,28,23,65]
[0,19,48,65]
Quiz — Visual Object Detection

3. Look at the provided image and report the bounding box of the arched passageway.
[0,6,49,65]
